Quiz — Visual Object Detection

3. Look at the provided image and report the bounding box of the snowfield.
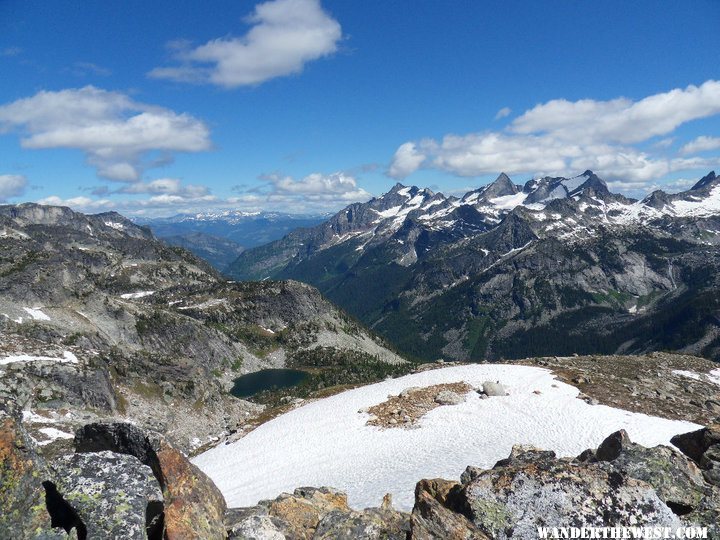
[194,364,700,511]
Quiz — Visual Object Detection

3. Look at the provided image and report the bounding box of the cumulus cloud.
[0,86,211,181]
[257,171,371,205]
[0,174,28,201]
[388,80,720,186]
[494,107,511,120]
[680,135,720,155]
[149,0,342,88]
[510,80,720,144]
[387,142,427,179]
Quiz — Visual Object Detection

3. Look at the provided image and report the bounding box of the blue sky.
[0,0,719,216]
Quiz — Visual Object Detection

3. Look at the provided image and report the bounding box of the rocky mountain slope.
[228,171,720,362]
[0,203,404,452]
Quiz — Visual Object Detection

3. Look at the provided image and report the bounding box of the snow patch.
[104,221,125,231]
[707,369,720,387]
[194,364,698,511]
[23,307,51,321]
[488,192,528,210]
[120,291,155,299]
[36,427,74,445]
[22,410,57,424]
[0,351,78,366]
[672,370,701,381]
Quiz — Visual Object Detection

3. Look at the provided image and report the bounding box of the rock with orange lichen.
[0,414,66,539]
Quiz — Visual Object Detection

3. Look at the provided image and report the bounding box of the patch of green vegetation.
[591,289,633,307]
[231,358,243,371]
[465,315,493,361]
[129,379,163,400]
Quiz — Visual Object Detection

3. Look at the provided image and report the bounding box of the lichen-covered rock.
[74,422,227,540]
[264,487,350,540]
[601,438,708,516]
[50,450,163,540]
[312,507,410,539]
[411,481,487,540]
[226,487,409,540]
[461,447,683,539]
[227,514,287,539]
[0,415,66,539]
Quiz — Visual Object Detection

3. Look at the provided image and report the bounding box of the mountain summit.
[228,171,720,362]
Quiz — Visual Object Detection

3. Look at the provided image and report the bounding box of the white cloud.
[36,195,113,210]
[260,171,371,203]
[494,107,511,120]
[33,171,368,217]
[0,174,28,201]
[680,135,720,155]
[0,86,211,181]
[387,142,427,179]
[510,80,720,144]
[117,178,210,198]
[149,0,342,88]
[388,80,720,187]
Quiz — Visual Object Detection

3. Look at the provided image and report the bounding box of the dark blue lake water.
[230,368,309,397]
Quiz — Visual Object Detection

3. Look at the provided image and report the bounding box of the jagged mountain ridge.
[228,171,720,362]
[0,203,404,451]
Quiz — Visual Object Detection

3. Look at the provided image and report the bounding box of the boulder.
[50,450,164,540]
[227,514,286,539]
[266,487,350,540]
[74,422,226,540]
[595,429,632,461]
[671,426,720,464]
[434,390,465,406]
[480,381,507,397]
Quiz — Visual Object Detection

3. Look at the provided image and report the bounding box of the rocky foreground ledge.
[2,416,718,539]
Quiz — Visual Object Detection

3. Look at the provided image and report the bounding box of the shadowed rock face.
[671,425,720,488]
[74,422,226,540]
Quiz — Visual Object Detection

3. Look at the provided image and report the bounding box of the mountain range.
[136,210,328,270]
[228,170,720,362]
